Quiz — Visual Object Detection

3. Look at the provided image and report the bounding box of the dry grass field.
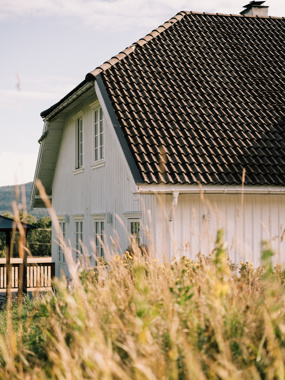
[0,183,285,379]
[0,228,285,379]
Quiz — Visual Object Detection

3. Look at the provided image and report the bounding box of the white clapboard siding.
[140,193,156,254]
[51,94,140,277]
[159,193,285,266]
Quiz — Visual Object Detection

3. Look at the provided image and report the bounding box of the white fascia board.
[30,125,46,208]
[137,183,285,194]
[44,82,93,122]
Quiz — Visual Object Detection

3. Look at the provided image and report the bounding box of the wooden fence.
[0,258,55,291]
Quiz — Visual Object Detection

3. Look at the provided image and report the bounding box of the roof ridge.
[86,10,284,80]
[86,11,189,80]
[188,10,284,19]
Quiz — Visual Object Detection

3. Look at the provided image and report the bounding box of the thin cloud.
[1,0,283,32]
[0,88,69,105]
[0,152,37,187]
[0,75,78,110]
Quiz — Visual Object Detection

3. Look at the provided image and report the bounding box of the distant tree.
[0,232,5,258]
[28,216,51,257]
[0,213,51,258]
[0,182,48,218]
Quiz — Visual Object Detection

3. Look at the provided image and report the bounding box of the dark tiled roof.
[98,11,285,185]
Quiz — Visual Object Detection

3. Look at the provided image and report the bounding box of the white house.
[31,1,285,277]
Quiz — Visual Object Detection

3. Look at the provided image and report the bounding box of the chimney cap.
[240,1,269,16]
[243,0,266,8]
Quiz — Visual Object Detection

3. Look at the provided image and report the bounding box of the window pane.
[100,222,104,257]
[75,221,83,258]
[95,220,104,259]
[80,222,83,254]
[62,222,65,262]
[130,221,140,245]
[94,107,103,162]
[58,222,62,262]
[95,221,99,253]
[94,110,99,162]
[95,121,98,160]
[76,118,83,169]
[76,222,79,249]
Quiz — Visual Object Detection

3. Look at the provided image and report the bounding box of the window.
[94,107,104,162]
[75,220,83,260]
[58,221,66,263]
[130,220,141,246]
[95,220,104,258]
[123,212,142,247]
[75,117,83,169]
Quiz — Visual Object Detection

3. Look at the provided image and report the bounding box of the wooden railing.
[0,258,55,291]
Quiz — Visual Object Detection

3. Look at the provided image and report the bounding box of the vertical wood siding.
[51,95,142,277]
[155,193,285,266]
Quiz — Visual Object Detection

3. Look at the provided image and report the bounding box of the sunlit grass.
[1,181,285,378]
[0,227,285,379]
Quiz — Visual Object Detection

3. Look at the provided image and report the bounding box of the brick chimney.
[240,1,269,16]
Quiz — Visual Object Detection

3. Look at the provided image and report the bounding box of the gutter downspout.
[168,191,179,261]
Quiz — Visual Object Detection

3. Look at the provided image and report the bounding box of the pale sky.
[0,0,284,187]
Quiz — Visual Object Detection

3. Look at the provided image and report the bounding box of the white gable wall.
[51,89,145,277]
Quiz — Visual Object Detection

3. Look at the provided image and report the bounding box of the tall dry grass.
[1,181,285,379]
[0,226,285,379]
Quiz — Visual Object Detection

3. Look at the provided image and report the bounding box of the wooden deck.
[0,257,55,293]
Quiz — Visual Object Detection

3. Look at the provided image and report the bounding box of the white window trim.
[73,215,84,261]
[91,161,105,170]
[57,216,66,264]
[129,219,141,246]
[123,212,142,246]
[73,214,84,220]
[91,213,106,221]
[90,100,104,166]
[73,111,84,171]
[123,212,142,219]
[73,168,84,175]
[89,100,100,109]
[91,214,106,259]
[72,111,84,121]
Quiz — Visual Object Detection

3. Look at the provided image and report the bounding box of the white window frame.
[73,215,84,261]
[57,217,66,264]
[91,214,105,259]
[73,111,84,172]
[90,101,104,169]
[123,212,142,246]
[129,219,141,246]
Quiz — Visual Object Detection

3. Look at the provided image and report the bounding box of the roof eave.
[41,79,94,121]
[137,184,285,194]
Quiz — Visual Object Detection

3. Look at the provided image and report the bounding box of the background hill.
[0,182,48,218]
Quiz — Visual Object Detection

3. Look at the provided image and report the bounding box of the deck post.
[51,263,55,291]
[5,232,11,303]
[23,229,28,294]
